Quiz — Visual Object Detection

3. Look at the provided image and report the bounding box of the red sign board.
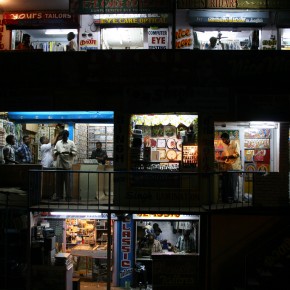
[3,12,78,28]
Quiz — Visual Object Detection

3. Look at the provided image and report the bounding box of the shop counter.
[72,164,114,200]
[31,264,73,290]
[69,244,111,279]
[151,252,199,290]
[70,244,109,259]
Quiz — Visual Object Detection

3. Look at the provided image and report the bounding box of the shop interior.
[214,121,280,202]
[133,215,199,287]
[129,114,198,171]
[31,211,116,288]
[12,27,148,50]
[0,111,114,164]
[31,211,200,288]
[193,27,277,50]
[13,26,290,50]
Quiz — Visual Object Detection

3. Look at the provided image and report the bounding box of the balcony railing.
[28,169,262,212]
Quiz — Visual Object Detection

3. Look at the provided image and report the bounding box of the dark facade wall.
[0,50,289,122]
[210,214,290,290]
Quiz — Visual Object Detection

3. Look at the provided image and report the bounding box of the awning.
[8,111,114,123]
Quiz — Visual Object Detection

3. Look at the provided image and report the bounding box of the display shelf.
[87,125,114,159]
[66,219,96,246]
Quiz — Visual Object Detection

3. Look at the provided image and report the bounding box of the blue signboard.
[8,111,114,123]
[116,216,134,287]
[188,10,269,27]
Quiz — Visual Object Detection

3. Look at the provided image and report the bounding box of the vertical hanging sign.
[0,15,9,50]
[118,217,134,287]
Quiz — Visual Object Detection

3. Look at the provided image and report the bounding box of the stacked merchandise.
[244,129,271,174]
[74,124,88,161]
[55,252,73,266]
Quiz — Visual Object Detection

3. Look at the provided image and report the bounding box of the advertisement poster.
[148,28,168,49]
[117,217,134,287]
[0,15,9,50]
[175,27,193,49]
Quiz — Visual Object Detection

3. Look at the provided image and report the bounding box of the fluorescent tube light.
[51,211,102,216]
[249,121,277,128]
[45,29,78,35]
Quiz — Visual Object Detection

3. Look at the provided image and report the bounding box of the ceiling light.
[50,211,102,216]
[45,29,78,35]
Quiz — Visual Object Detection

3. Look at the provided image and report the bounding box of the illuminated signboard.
[133,214,199,220]
[3,12,78,28]
[74,0,171,14]
[188,10,269,26]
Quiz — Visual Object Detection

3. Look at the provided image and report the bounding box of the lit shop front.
[213,121,280,203]
[76,1,172,50]
[175,0,290,50]
[29,212,200,289]
[132,213,200,290]
[129,114,198,171]
[1,111,114,202]
[113,113,199,207]
[3,12,79,51]
[187,10,270,50]
[30,211,117,289]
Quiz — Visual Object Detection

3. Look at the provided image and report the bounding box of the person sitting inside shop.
[140,233,163,256]
[175,230,195,253]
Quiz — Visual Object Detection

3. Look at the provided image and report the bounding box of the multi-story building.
[0,1,289,290]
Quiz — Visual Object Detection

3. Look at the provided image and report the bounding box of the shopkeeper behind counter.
[90,141,108,165]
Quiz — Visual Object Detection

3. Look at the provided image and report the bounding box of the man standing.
[218,132,242,203]
[16,135,33,164]
[16,34,34,50]
[39,134,59,168]
[3,135,19,164]
[175,230,195,253]
[53,130,77,201]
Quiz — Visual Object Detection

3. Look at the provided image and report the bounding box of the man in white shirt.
[39,135,59,168]
[53,130,77,201]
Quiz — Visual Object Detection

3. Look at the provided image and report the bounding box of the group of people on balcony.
[3,134,33,164]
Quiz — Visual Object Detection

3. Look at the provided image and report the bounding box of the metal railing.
[28,169,260,212]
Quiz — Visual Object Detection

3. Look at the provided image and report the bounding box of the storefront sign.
[178,0,290,8]
[175,28,193,49]
[148,28,168,49]
[177,0,206,8]
[3,12,78,28]
[8,111,114,122]
[133,214,198,220]
[206,0,237,8]
[73,0,171,14]
[188,10,269,26]
[95,16,169,26]
[79,38,99,50]
[118,219,134,287]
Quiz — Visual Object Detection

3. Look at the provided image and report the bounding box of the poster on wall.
[79,34,100,50]
[0,15,9,50]
[148,28,168,49]
[175,27,193,49]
